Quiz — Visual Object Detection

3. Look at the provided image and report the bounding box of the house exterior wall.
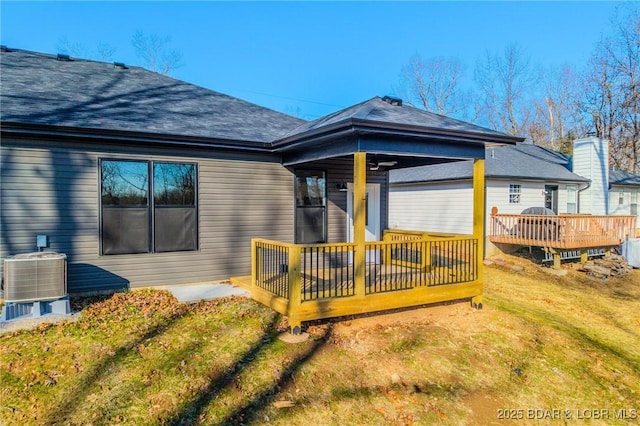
[389,181,473,234]
[389,179,553,235]
[572,137,609,215]
[307,156,388,243]
[1,136,295,294]
[609,186,640,217]
[486,180,546,216]
[389,178,578,255]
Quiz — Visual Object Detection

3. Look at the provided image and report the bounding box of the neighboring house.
[1,47,522,302]
[389,143,590,235]
[389,138,640,253]
[609,169,640,217]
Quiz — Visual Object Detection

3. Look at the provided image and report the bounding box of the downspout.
[577,181,591,213]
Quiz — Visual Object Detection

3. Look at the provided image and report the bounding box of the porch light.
[336,182,348,192]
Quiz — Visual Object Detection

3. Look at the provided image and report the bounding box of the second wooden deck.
[490,213,636,249]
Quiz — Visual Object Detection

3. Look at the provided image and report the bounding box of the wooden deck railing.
[251,231,481,331]
[490,213,637,249]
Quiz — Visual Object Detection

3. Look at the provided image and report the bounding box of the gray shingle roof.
[610,169,640,186]
[0,48,305,144]
[390,144,589,184]
[281,96,520,143]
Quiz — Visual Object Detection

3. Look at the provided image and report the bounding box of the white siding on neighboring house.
[558,184,578,214]
[390,179,553,236]
[389,181,473,235]
[389,177,583,257]
[609,187,640,217]
[572,137,609,214]
[486,180,546,217]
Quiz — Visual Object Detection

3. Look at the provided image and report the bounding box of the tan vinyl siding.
[1,137,294,294]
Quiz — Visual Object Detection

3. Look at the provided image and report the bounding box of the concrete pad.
[278,332,310,344]
[167,283,249,304]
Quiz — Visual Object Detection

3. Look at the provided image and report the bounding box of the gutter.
[1,122,272,152]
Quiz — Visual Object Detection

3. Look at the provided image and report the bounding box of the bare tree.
[579,3,640,172]
[474,44,538,137]
[56,36,116,62]
[396,54,471,119]
[131,30,184,75]
[529,65,582,151]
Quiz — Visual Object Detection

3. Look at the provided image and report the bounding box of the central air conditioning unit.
[3,252,67,302]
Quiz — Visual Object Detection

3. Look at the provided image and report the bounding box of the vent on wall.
[3,252,67,302]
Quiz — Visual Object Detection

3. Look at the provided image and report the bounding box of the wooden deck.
[490,213,636,249]
[233,231,482,333]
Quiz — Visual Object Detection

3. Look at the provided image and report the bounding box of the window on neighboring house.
[101,159,197,255]
[566,185,577,213]
[619,190,625,206]
[295,170,326,244]
[508,184,521,204]
[631,191,638,216]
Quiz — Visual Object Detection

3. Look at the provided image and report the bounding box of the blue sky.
[0,1,627,120]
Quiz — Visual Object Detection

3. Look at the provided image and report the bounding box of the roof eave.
[391,174,590,185]
[273,118,524,151]
[0,122,272,151]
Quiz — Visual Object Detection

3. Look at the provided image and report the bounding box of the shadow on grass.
[165,321,332,426]
[218,325,333,425]
[488,295,640,376]
[42,309,186,424]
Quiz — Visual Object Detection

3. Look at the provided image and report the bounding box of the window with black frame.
[153,163,197,252]
[100,159,197,255]
[295,171,326,244]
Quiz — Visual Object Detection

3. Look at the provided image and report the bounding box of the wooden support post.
[472,158,485,307]
[580,249,588,264]
[354,152,367,298]
[251,239,258,288]
[471,295,483,310]
[553,252,562,269]
[287,245,303,334]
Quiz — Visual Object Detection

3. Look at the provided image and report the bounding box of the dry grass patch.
[1,262,639,425]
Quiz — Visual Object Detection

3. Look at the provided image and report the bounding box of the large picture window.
[295,170,326,244]
[101,159,197,255]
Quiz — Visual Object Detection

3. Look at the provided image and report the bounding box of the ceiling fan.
[368,159,398,171]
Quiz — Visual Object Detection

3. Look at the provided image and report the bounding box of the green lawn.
[1,261,639,425]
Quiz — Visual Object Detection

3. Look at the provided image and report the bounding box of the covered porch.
[232,97,523,332]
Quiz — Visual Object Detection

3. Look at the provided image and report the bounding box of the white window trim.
[566,185,577,214]
[508,184,521,204]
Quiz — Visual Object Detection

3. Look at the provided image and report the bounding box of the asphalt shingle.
[390,144,589,184]
[0,49,305,144]
[282,96,515,141]
[610,169,640,186]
